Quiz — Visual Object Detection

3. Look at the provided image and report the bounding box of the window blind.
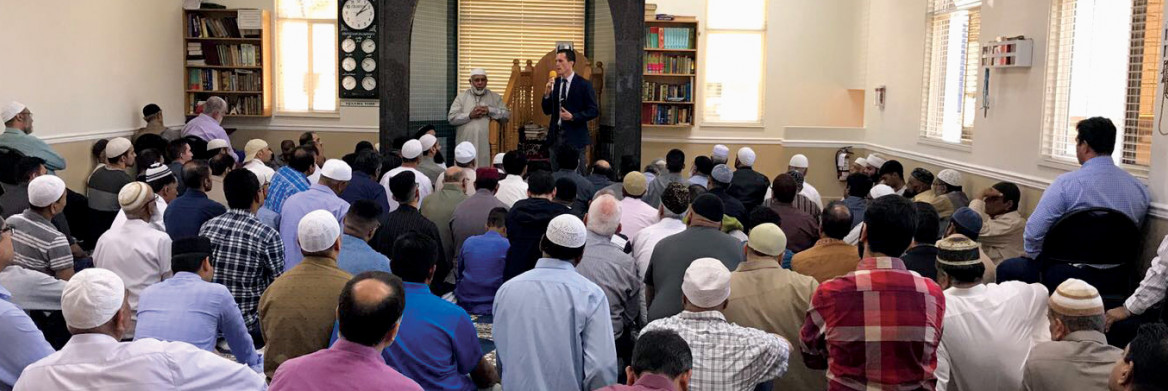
[457,0,585,92]
[920,0,980,145]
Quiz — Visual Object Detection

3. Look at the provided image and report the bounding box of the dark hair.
[1076,117,1116,155]
[555,177,577,202]
[342,153,358,167]
[170,251,210,275]
[182,160,211,189]
[223,169,260,210]
[879,160,904,180]
[15,156,45,183]
[665,149,685,173]
[746,205,781,233]
[353,150,381,177]
[475,174,499,191]
[391,136,410,151]
[298,131,316,146]
[380,153,402,176]
[937,260,986,284]
[389,171,418,203]
[502,151,527,175]
[166,139,190,163]
[529,160,553,175]
[557,48,577,63]
[487,207,508,228]
[146,169,177,193]
[631,329,692,378]
[92,139,110,164]
[913,202,940,245]
[687,184,708,199]
[289,146,316,173]
[209,153,234,176]
[337,271,406,346]
[414,125,436,139]
[693,156,713,176]
[136,149,161,171]
[619,155,640,178]
[355,141,375,154]
[556,145,580,170]
[540,235,585,260]
[992,182,1022,212]
[864,195,917,256]
[1126,323,1168,390]
[772,174,798,203]
[590,162,613,179]
[345,200,382,232]
[822,201,853,240]
[390,232,437,283]
[847,173,873,198]
[527,171,556,195]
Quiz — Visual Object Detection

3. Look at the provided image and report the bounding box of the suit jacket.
[541,73,599,148]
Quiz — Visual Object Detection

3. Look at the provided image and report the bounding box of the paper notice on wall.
[237,10,262,30]
[183,0,201,10]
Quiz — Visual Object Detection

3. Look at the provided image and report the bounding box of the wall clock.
[338,0,378,99]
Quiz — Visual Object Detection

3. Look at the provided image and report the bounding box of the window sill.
[917,137,972,152]
[1036,157,1079,173]
[275,111,342,119]
[698,121,765,129]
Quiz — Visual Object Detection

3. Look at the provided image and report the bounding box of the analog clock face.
[342,0,375,30]
[341,38,356,53]
[361,58,376,72]
[341,57,357,72]
[361,39,376,53]
[342,76,357,90]
[362,76,377,91]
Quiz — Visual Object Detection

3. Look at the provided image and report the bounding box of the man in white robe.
[448,68,510,167]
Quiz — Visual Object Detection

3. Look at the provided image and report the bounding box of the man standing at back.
[542,49,599,173]
[496,151,529,207]
[181,96,230,143]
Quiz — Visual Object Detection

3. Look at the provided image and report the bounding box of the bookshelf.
[183,9,273,118]
[642,17,698,128]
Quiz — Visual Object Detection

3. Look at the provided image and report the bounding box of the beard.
[471,86,487,96]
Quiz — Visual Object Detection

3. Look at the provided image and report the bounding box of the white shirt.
[630,217,686,278]
[308,164,322,185]
[110,196,168,232]
[1127,234,1168,315]
[935,282,1051,391]
[0,265,65,310]
[495,174,528,208]
[14,333,266,390]
[92,219,173,338]
[380,166,433,212]
[619,197,660,239]
[800,182,823,209]
[244,160,275,185]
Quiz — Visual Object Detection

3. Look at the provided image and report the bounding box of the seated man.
[0,102,66,171]
[15,269,265,389]
[934,169,970,212]
[597,330,693,391]
[617,172,659,238]
[92,182,172,338]
[134,237,260,370]
[1108,323,1168,391]
[878,160,907,196]
[643,149,685,209]
[576,194,642,361]
[164,160,227,239]
[206,153,234,206]
[279,159,352,270]
[945,207,998,283]
[907,167,937,202]
[111,163,176,232]
[87,137,135,214]
[264,145,316,214]
[6,175,74,281]
[900,202,941,281]
[767,173,819,253]
[339,150,391,217]
[242,139,275,185]
[501,171,569,281]
[842,173,872,228]
[727,148,769,213]
[337,200,389,276]
[456,207,510,316]
[0,217,55,390]
[791,201,860,283]
[1023,279,1123,391]
[788,154,823,209]
[181,96,230,143]
[374,171,451,294]
[968,182,1026,264]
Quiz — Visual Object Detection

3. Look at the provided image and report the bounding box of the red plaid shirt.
[799,257,946,390]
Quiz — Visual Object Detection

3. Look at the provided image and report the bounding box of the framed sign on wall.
[339,0,379,99]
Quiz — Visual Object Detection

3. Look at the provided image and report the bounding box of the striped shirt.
[6,209,72,276]
[87,166,133,212]
[199,209,285,330]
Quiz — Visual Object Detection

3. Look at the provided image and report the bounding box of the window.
[920,0,981,144]
[703,0,766,124]
[276,0,338,113]
[1043,0,1162,167]
[457,0,585,92]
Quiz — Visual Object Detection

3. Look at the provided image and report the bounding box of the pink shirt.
[269,339,422,391]
[597,373,678,391]
[181,113,229,142]
[620,197,660,238]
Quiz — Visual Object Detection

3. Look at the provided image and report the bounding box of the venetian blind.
[920,0,981,145]
[457,0,586,92]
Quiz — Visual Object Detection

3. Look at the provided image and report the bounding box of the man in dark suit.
[542,49,599,173]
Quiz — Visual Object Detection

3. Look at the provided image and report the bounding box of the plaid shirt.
[264,166,310,214]
[199,209,285,329]
[643,310,789,390]
[800,257,946,391]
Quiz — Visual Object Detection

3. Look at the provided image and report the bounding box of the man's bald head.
[443,166,464,183]
[822,201,853,240]
[337,271,405,347]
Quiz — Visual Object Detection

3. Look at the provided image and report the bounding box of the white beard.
[471,87,487,96]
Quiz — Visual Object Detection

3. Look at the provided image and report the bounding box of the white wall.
[0,0,186,140]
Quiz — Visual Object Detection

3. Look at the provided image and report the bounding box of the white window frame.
[701,0,767,127]
[919,0,981,146]
[274,0,339,116]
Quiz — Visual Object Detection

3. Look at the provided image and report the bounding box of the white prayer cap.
[104,137,132,158]
[493,153,505,165]
[854,157,867,166]
[244,139,269,163]
[27,174,66,207]
[402,139,424,159]
[1049,278,1104,316]
[712,144,729,159]
[298,209,341,253]
[682,258,732,308]
[144,163,173,184]
[737,147,757,166]
[455,142,477,164]
[61,268,126,329]
[207,138,231,151]
[419,134,438,150]
[789,154,809,168]
[1,101,26,123]
[937,169,963,187]
[869,184,895,199]
[747,223,787,257]
[866,154,886,169]
[118,182,153,212]
[470,68,487,77]
[374,143,381,151]
[320,159,352,181]
[545,214,587,249]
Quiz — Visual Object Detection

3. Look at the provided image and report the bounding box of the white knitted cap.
[118,182,153,211]
[298,209,341,253]
[320,159,352,181]
[206,138,231,151]
[789,154,809,168]
[27,174,66,207]
[61,268,126,329]
[402,139,424,159]
[854,157,867,166]
[737,147,757,166]
[937,169,963,187]
[866,154,886,169]
[712,144,729,159]
[682,258,732,308]
[104,137,132,158]
[545,214,587,248]
[419,134,438,150]
[470,68,487,76]
[1050,278,1104,316]
[493,153,505,165]
[1,101,26,123]
[455,142,476,164]
[869,184,896,199]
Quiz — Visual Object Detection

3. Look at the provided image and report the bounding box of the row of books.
[645,27,694,49]
[642,81,693,102]
[188,95,264,116]
[187,42,260,67]
[642,104,693,125]
[187,14,257,38]
[644,53,695,74]
[187,69,262,92]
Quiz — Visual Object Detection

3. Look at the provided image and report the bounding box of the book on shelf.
[642,81,692,102]
[187,94,263,116]
[644,26,693,49]
[641,104,692,126]
[643,53,694,74]
[187,42,259,67]
[187,69,262,91]
[187,13,261,38]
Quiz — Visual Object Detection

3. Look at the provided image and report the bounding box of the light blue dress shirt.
[1024,156,1150,257]
[337,234,391,276]
[493,258,617,391]
[133,272,260,367]
[0,284,54,390]
[279,184,351,271]
[0,128,66,171]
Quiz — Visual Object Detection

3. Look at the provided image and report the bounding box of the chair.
[1037,207,1141,306]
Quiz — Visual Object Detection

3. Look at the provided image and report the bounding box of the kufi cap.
[493,153,505,165]
[401,139,424,159]
[545,214,587,248]
[737,147,757,166]
[117,182,153,211]
[682,258,732,308]
[1050,278,1104,316]
[470,68,487,76]
[951,207,983,234]
[623,171,648,196]
[911,168,935,184]
[789,154,809,168]
[661,182,691,215]
[206,138,230,151]
[244,139,269,163]
[1,101,26,123]
[61,268,125,329]
[298,209,342,253]
[691,193,724,222]
[105,137,132,158]
[320,159,352,181]
[866,154,886,169]
[936,234,982,266]
[455,142,476,164]
[172,236,212,266]
[144,162,173,184]
[869,184,895,199]
[748,223,788,257]
[142,104,162,118]
[711,164,733,184]
[475,167,500,181]
[937,169,963,187]
[712,144,729,159]
[854,157,867,166]
[419,134,438,150]
[27,174,66,207]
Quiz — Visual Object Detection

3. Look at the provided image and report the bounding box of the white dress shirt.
[110,196,167,232]
[619,197,660,239]
[92,219,173,338]
[1127,234,1168,315]
[800,182,823,209]
[0,265,64,311]
[630,217,687,278]
[14,333,266,390]
[380,166,433,212]
[495,174,528,208]
[244,160,275,186]
[308,163,322,185]
[935,282,1051,391]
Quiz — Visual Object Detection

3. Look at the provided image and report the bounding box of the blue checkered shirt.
[265,166,310,213]
[199,209,285,329]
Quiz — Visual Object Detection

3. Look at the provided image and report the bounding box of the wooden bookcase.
[183,9,273,118]
[642,17,698,128]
